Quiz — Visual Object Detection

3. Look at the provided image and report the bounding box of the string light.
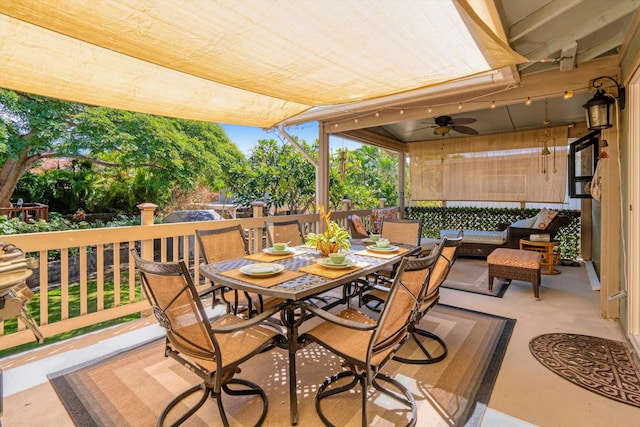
[563,90,573,99]
[375,111,380,117]
[399,109,404,115]
[428,106,432,113]
[491,100,496,109]
[525,97,532,106]
[458,102,462,110]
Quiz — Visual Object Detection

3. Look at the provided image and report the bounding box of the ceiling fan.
[412,115,479,136]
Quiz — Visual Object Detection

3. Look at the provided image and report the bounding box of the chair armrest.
[209,302,288,333]
[546,215,571,235]
[198,283,228,298]
[496,222,510,232]
[297,301,377,331]
[505,227,536,248]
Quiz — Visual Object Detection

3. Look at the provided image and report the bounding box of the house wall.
[618,20,640,340]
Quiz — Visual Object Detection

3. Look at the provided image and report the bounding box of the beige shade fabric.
[409,126,568,203]
[0,0,525,128]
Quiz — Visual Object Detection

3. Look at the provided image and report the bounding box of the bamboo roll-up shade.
[409,126,568,203]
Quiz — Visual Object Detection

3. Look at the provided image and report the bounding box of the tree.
[0,90,79,207]
[227,138,317,214]
[0,89,246,209]
[338,146,399,207]
[228,138,399,213]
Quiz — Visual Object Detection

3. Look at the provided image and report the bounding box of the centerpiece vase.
[319,242,338,256]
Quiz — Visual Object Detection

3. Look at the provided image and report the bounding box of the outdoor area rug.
[48,304,515,426]
[443,258,510,298]
[530,333,640,408]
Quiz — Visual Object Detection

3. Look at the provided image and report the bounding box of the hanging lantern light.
[583,89,614,130]
[582,76,625,131]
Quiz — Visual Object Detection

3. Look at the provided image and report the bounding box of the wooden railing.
[0,203,49,222]
[0,203,379,349]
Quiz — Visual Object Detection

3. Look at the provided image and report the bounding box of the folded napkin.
[220,268,304,288]
[299,261,369,279]
[355,247,411,259]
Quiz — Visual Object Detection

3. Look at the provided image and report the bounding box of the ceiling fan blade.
[408,125,435,133]
[451,117,477,125]
[452,125,478,135]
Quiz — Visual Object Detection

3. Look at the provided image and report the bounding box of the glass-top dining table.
[200,239,418,425]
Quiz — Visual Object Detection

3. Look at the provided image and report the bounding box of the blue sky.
[221,122,363,156]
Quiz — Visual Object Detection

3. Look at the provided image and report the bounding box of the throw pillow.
[532,208,558,230]
[350,215,369,237]
[511,216,537,228]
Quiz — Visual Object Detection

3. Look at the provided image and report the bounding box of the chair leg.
[158,378,268,427]
[393,324,448,365]
[372,373,417,427]
[158,383,211,427]
[315,370,416,426]
[315,371,360,426]
[223,378,269,426]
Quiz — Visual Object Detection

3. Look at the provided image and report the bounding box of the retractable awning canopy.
[0,0,525,128]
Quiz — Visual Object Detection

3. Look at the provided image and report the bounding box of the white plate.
[367,245,399,253]
[263,247,294,255]
[317,258,356,269]
[240,263,285,277]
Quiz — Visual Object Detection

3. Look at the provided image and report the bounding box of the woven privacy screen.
[0,1,525,128]
[409,126,568,203]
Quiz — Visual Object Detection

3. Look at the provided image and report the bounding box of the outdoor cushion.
[532,208,558,230]
[351,215,369,237]
[440,229,506,245]
[511,216,537,228]
[373,207,398,221]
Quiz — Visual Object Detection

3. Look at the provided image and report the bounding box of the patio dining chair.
[265,219,305,247]
[131,250,285,427]
[299,252,439,426]
[380,218,423,246]
[362,236,462,364]
[369,218,424,285]
[196,225,282,317]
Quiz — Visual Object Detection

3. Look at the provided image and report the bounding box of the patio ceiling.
[0,0,524,129]
[283,0,639,147]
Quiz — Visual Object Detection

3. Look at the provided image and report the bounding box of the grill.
[0,242,43,343]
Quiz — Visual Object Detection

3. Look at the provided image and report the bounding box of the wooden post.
[379,198,387,208]
[252,201,265,218]
[137,203,157,260]
[251,201,266,253]
[342,199,351,211]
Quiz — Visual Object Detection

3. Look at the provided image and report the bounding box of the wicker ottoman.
[487,248,542,299]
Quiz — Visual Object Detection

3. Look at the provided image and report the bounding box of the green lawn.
[0,275,142,358]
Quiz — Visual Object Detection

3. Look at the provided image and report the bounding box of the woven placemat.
[355,247,410,259]
[299,261,368,279]
[220,268,305,288]
[244,251,298,262]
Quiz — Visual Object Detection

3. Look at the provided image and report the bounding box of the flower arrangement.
[304,205,351,256]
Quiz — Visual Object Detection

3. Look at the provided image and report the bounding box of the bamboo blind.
[409,126,568,202]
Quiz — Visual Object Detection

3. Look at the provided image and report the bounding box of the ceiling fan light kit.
[431,115,478,136]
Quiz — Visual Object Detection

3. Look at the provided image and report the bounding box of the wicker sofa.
[440,214,571,258]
